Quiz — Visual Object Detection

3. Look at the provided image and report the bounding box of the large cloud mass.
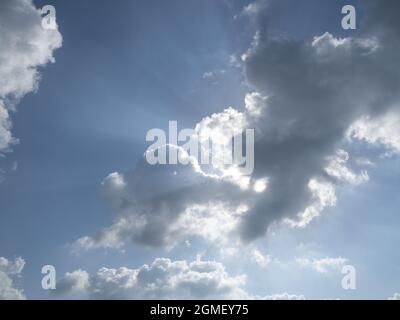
[75,0,400,251]
[0,0,62,154]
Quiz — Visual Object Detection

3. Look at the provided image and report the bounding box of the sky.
[0,0,400,300]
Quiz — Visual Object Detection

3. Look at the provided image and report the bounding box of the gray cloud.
[239,0,400,240]
[239,0,400,238]
[75,0,400,250]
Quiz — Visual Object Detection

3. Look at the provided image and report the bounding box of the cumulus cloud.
[75,0,400,251]
[0,257,26,300]
[0,0,62,155]
[56,256,306,300]
[56,257,251,299]
[55,270,90,295]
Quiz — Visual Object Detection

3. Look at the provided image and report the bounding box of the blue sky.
[1,0,400,300]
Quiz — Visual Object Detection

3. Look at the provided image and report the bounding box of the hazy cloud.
[296,257,348,274]
[388,293,400,300]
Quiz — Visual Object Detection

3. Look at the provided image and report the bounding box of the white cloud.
[57,256,308,300]
[0,101,16,153]
[296,257,347,274]
[202,69,226,80]
[388,293,400,300]
[245,91,267,117]
[286,148,371,229]
[73,217,132,251]
[263,293,305,300]
[348,112,400,155]
[354,157,375,167]
[0,0,62,155]
[56,270,90,294]
[0,257,25,275]
[0,257,26,300]
[172,202,248,246]
[57,257,250,299]
[239,1,267,19]
[325,150,369,186]
[253,178,268,193]
[284,178,337,228]
[251,249,271,268]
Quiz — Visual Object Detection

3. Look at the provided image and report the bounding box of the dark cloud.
[238,0,400,240]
